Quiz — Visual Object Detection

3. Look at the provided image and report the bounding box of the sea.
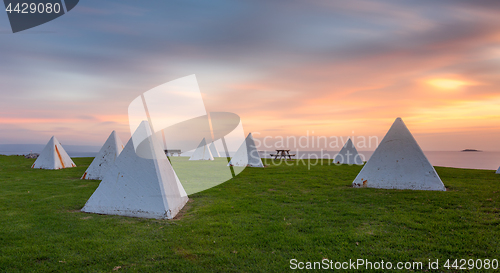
[0,144,100,158]
[1,145,499,171]
[258,151,500,171]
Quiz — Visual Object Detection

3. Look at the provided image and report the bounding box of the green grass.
[169,157,244,195]
[0,155,499,272]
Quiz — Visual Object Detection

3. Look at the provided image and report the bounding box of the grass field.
[169,157,245,195]
[0,155,499,272]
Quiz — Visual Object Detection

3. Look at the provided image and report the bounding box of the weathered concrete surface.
[228,133,264,168]
[333,138,363,165]
[31,136,76,170]
[82,131,124,180]
[189,138,214,161]
[82,121,188,219]
[352,118,445,191]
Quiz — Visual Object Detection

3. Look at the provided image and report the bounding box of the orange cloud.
[425,78,477,90]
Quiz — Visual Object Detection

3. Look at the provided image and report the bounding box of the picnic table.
[164,149,182,156]
[270,149,295,160]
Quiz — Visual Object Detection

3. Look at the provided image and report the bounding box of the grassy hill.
[0,155,499,272]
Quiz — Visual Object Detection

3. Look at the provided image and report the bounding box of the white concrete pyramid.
[81,131,124,180]
[333,138,363,165]
[189,138,214,160]
[209,142,220,157]
[81,121,188,219]
[31,136,76,170]
[496,166,500,174]
[353,118,445,191]
[228,133,264,167]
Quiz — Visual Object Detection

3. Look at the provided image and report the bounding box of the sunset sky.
[1,0,499,151]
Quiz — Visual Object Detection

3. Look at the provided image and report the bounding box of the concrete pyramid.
[81,121,188,219]
[81,131,124,180]
[189,138,214,160]
[31,136,76,170]
[333,138,363,165]
[209,142,220,157]
[228,133,264,167]
[496,166,500,174]
[352,118,445,191]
